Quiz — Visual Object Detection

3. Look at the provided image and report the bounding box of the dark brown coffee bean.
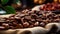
[9,26,14,29]
[15,17,20,19]
[34,22,39,26]
[10,16,14,18]
[2,23,9,27]
[31,14,38,19]
[40,22,46,27]
[2,23,9,29]
[31,19,35,21]
[19,24,23,28]
[23,22,29,28]
[29,25,34,28]
[24,16,31,20]
[53,19,60,22]
[0,8,60,29]
[20,14,25,17]
[0,26,5,30]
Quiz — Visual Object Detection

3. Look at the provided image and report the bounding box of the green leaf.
[1,0,9,5]
[4,6,16,14]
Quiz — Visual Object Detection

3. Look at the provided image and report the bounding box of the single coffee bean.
[29,25,34,28]
[19,24,23,28]
[0,26,5,30]
[34,22,39,26]
[23,22,29,28]
[40,22,46,27]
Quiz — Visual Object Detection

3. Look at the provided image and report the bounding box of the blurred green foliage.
[0,0,20,14]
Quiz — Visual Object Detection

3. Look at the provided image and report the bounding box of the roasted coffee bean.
[19,24,23,28]
[40,22,46,27]
[31,14,38,19]
[2,23,9,27]
[0,7,60,29]
[24,16,31,20]
[40,3,60,11]
[34,22,39,26]
[31,19,35,22]
[36,19,43,22]
[0,26,5,30]
[9,22,13,25]
[28,25,34,28]
[15,17,20,19]
[2,23,9,29]
[9,26,14,29]
[23,22,29,28]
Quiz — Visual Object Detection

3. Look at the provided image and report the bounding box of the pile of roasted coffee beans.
[40,3,60,11]
[0,9,60,30]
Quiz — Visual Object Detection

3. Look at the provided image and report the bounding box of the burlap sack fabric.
[0,23,60,34]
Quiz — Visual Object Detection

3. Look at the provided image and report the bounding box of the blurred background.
[11,0,60,10]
